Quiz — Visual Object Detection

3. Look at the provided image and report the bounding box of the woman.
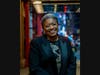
[29,13,76,75]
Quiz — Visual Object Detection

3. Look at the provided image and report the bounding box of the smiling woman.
[41,14,58,41]
[20,0,80,75]
[29,13,76,75]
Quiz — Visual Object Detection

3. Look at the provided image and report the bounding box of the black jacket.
[29,35,76,75]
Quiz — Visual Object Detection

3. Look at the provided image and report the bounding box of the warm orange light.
[32,1,44,13]
[33,1,42,5]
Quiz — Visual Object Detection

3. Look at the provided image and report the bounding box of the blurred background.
[20,0,80,75]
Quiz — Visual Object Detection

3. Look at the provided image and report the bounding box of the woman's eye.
[45,25,49,28]
[53,24,56,25]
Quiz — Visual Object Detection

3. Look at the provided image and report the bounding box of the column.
[24,1,30,67]
[20,0,25,68]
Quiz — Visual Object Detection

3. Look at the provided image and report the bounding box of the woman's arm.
[67,39,76,75]
[29,39,50,75]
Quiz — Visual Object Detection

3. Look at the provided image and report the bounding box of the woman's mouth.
[49,30,56,34]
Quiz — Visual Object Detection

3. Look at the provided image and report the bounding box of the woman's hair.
[41,13,58,27]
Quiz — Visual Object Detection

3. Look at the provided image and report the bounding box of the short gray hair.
[41,13,58,27]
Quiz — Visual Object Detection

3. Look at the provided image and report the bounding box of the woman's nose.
[50,25,54,29]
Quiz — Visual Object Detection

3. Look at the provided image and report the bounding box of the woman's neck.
[47,35,58,42]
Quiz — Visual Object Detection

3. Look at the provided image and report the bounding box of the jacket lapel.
[41,36,55,59]
[59,38,68,74]
[42,42,53,57]
[59,39,68,63]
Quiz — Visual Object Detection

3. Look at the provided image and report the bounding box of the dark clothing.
[29,35,76,75]
[49,40,61,74]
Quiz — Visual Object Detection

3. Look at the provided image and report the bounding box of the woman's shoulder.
[31,35,48,44]
[59,36,70,42]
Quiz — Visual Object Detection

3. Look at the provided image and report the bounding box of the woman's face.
[43,18,58,37]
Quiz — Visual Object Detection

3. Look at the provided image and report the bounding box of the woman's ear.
[43,30,45,34]
[42,28,45,34]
